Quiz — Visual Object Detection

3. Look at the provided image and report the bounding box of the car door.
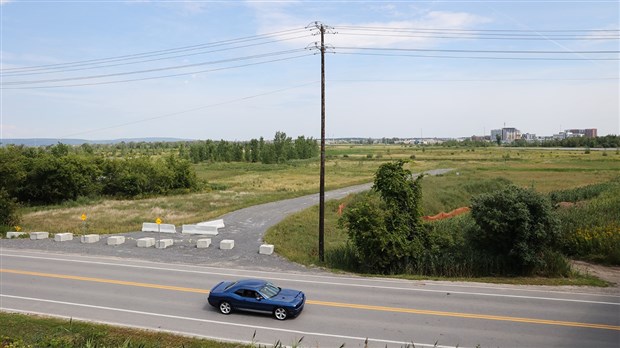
[234,289,261,311]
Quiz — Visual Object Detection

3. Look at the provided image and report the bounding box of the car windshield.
[259,282,280,298]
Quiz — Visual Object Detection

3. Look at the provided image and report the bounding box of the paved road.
[1,250,619,348]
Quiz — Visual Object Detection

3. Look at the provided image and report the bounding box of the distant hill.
[0,138,190,147]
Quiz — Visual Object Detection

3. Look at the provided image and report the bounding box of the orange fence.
[423,207,470,221]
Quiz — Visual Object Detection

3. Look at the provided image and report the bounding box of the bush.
[340,161,423,273]
[469,185,560,275]
[0,189,21,228]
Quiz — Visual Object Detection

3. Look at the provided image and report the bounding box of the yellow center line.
[2,268,619,331]
[0,268,210,294]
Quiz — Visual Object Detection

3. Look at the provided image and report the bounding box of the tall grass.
[555,180,620,265]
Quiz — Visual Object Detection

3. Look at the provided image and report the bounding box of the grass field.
[15,146,619,235]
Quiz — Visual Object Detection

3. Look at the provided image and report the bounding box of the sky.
[1,0,619,141]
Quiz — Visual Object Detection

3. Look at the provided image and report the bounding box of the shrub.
[0,189,21,228]
[469,185,560,275]
[340,161,424,273]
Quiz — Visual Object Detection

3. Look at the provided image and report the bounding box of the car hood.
[272,288,304,303]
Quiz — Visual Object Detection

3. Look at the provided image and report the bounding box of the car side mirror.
[256,295,262,301]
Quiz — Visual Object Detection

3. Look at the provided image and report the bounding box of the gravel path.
[0,169,452,272]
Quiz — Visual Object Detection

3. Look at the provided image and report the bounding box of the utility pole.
[307,22,332,263]
[319,23,326,263]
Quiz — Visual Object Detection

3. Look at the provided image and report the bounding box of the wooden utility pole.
[319,23,326,262]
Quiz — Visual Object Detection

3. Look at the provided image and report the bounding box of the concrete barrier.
[142,223,176,233]
[137,237,155,248]
[259,244,274,255]
[219,239,234,250]
[6,232,26,239]
[54,233,73,242]
[155,239,173,249]
[196,238,211,248]
[198,219,225,229]
[30,232,49,240]
[107,236,125,245]
[81,234,100,243]
[181,224,218,236]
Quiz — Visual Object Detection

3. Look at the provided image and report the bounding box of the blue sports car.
[207,279,305,320]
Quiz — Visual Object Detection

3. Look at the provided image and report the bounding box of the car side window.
[235,289,258,298]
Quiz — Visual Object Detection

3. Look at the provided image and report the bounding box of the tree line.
[181,132,319,164]
[0,144,198,208]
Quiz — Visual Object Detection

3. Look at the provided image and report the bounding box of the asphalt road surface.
[1,250,618,348]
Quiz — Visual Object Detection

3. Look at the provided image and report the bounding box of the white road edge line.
[2,252,618,305]
[0,294,465,348]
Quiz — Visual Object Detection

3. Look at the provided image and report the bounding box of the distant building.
[491,129,502,142]
[557,128,598,139]
[522,133,537,142]
[502,127,521,143]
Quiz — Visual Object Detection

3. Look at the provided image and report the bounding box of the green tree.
[469,185,560,274]
[341,161,424,273]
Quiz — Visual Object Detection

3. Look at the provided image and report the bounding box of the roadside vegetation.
[265,160,619,282]
[0,312,243,348]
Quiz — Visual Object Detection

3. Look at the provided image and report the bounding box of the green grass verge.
[0,312,244,348]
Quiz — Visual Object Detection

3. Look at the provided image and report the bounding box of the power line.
[335,51,619,60]
[336,32,618,41]
[330,77,619,82]
[59,81,319,139]
[2,49,308,86]
[335,47,619,54]
[336,25,620,33]
[335,26,619,40]
[2,27,309,73]
[2,54,313,89]
[2,33,312,77]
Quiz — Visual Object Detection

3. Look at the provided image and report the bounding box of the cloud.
[246,3,491,49]
[331,11,492,48]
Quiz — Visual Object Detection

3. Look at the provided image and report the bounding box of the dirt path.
[572,260,620,287]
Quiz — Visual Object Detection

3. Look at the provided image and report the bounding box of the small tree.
[469,185,559,274]
[341,161,424,273]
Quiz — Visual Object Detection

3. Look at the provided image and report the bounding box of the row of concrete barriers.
[6,224,274,255]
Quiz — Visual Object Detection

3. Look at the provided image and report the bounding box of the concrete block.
[142,222,176,233]
[81,234,100,243]
[107,236,125,245]
[155,239,173,249]
[30,232,49,240]
[6,232,26,239]
[54,233,73,242]
[219,239,234,250]
[137,237,155,248]
[196,238,211,248]
[198,219,225,229]
[181,224,218,236]
[259,244,274,255]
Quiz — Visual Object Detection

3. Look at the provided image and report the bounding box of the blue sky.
[1,0,618,141]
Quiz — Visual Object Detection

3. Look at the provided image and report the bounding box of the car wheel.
[219,301,232,315]
[273,307,288,320]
